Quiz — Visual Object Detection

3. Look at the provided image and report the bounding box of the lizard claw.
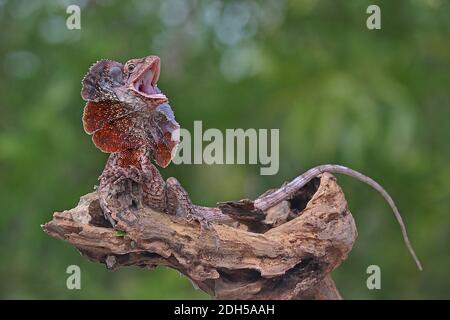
[105,212,116,228]
[186,213,221,251]
[98,186,117,228]
[100,200,116,227]
[111,166,142,185]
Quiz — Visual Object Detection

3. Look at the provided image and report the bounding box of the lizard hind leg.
[166,177,194,216]
[166,177,212,230]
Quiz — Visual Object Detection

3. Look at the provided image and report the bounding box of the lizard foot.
[166,177,218,247]
[186,212,213,231]
[186,211,220,251]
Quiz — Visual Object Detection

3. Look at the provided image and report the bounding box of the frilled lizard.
[81,55,422,270]
[82,56,227,228]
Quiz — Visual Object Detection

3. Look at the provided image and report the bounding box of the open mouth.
[131,60,166,100]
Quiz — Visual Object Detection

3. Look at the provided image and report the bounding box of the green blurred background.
[0,0,449,299]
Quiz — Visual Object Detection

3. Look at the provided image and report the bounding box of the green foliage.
[0,0,449,299]
[115,230,126,238]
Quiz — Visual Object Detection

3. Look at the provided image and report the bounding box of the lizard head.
[81,56,167,109]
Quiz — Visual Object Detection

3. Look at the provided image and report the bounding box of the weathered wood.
[42,173,357,299]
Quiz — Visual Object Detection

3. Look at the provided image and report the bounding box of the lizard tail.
[254,164,423,271]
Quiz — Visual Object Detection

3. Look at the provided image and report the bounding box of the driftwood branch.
[42,173,357,299]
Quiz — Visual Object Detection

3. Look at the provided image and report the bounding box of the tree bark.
[42,173,357,299]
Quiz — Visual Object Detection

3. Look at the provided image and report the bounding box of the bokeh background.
[0,0,449,299]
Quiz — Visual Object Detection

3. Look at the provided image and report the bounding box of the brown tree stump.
[42,173,357,299]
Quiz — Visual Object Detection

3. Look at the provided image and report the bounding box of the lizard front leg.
[98,153,143,227]
[140,157,168,213]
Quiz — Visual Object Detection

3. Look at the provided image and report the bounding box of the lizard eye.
[127,63,136,73]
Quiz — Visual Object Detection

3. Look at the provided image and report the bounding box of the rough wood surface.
[42,173,357,299]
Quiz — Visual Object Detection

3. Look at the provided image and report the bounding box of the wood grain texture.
[42,173,357,299]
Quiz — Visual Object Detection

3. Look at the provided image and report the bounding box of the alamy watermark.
[66,265,81,290]
[366,265,381,290]
[66,5,81,30]
[173,121,279,176]
[366,5,381,30]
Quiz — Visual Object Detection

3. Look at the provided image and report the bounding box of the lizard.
[81,55,422,270]
[81,56,229,229]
